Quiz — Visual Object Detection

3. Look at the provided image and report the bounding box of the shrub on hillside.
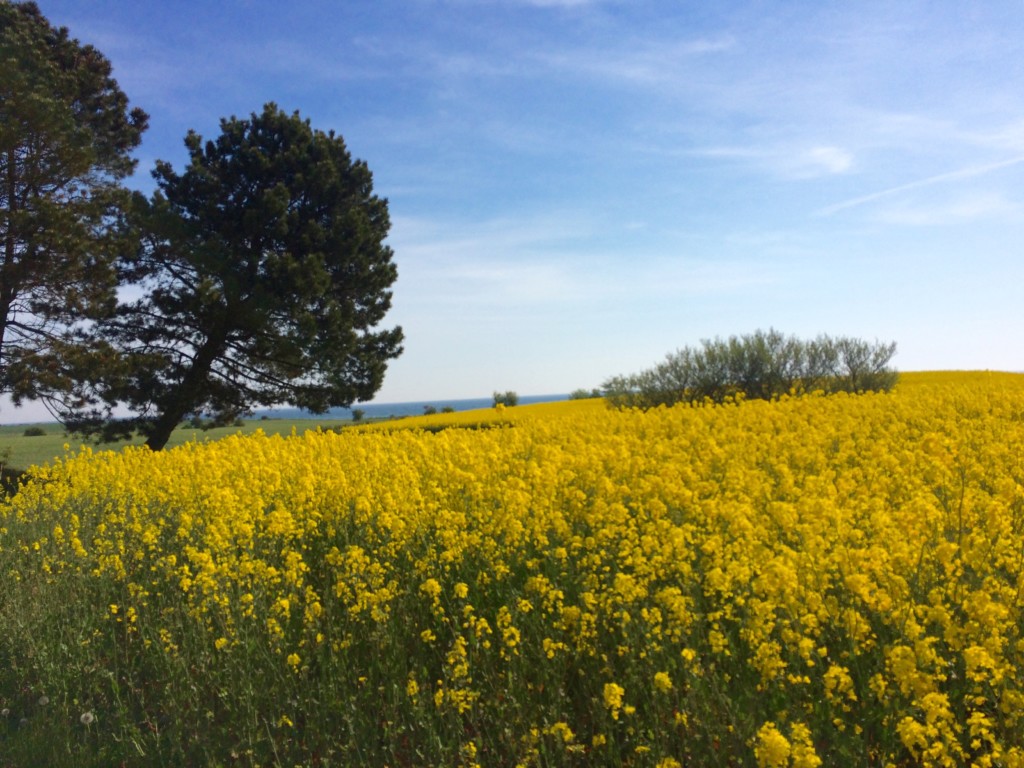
[493,390,519,407]
[22,426,46,437]
[603,329,897,409]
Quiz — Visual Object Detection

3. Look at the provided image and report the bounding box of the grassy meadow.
[1,372,1024,766]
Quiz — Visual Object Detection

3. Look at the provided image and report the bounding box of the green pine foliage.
[65,104,403,450]
[0,1,147,411]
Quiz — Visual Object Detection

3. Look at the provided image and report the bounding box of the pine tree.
[0,1,147,412]
[77,104,402,450]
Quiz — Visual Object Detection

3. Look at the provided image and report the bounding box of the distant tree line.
[602,329,898,409]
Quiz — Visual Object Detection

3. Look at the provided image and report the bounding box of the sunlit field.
[2,371,1023,766]
[0,418,348,478]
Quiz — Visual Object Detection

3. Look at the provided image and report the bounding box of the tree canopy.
[0,0,147,412]
[69,104,403,450]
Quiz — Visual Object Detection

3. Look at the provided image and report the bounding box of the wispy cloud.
[692,143,854,179]
[802,146,854,176]
[534,35,736,87]
[389,210,782,321]
[871,193,1021,226]
[818,155,1024,216]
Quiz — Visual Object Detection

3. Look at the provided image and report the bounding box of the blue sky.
[12,0,1024,417]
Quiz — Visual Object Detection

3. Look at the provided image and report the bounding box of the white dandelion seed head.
[37,696,49,707]
[80,711,95,726]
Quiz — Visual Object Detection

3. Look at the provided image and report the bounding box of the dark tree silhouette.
[72,104,402,450]
[0,1,147,413]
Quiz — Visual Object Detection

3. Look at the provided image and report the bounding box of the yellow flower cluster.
[3,371,1024,766]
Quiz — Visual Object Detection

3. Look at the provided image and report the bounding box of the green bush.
[569,388,602,400]
[603,329,898,409]
[492,390,519,407]
[22,426,46,437]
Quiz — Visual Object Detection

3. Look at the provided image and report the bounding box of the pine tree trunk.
[144,331,227,451]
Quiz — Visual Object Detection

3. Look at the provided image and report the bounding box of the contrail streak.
[818,155,1024,216]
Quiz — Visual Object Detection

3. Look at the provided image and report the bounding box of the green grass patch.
[0,418,348,477]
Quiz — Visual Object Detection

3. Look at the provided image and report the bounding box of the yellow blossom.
[654,671,673,693]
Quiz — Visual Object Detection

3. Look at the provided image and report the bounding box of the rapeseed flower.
[3,372,1024,765]
[653,671,673,693]
[603,682,625,719]
[754,722,790,767]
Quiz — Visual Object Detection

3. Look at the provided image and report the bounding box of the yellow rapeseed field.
[1,371,1023,767]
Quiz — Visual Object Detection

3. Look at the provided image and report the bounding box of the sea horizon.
[0,393,573,427]
[254,393,571,422]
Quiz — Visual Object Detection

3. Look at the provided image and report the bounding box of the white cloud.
[803,146,854,175]
[690,143,854,179]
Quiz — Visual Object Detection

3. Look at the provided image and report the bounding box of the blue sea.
[254,393,570,422]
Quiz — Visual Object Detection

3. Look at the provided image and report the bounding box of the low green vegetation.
[602,328,898,409]
[493,390,519,407]
[0,418,338,479]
